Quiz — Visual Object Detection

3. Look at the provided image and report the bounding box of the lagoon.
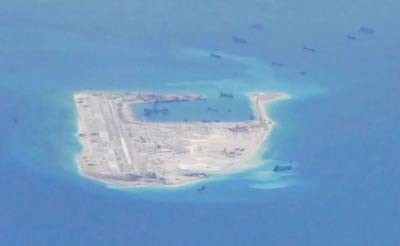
[133,94,253,122]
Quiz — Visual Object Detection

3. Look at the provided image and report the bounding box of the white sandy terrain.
[74,91,287,187]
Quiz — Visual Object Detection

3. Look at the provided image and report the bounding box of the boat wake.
[247,160,298,190]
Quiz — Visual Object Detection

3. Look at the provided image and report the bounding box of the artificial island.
[74,91,287,187]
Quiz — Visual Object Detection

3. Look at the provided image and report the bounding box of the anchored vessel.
[271,62,285,67]
[74,91,286,187]
[303,45,316,53]
[219,91,234,98]
[209,53,222,59]
[347,35,357,40]
[143,105,169,117]
[273,164,293,172]
[232,36,248,44]
[359,26,375,34]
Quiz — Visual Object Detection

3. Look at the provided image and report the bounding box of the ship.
[210,53,222,59]
[144,105,169,116]
[347,35,357,40]
[219,91,234,98]
[299,71,307,76]
[250,23,263,31]
[232,36,248,44]
[303,45,316,52]
[197,185,206,192]
[273,164,293,172]
[359,26,375,34]
[271,62,285,67]
[207,107,219,112]
[12,116,18,125]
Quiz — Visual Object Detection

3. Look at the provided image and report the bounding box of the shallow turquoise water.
[1,0,400,245]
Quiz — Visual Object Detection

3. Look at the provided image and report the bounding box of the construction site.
[74,91,286,187]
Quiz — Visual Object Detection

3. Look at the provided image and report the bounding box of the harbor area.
[74,91,287,187]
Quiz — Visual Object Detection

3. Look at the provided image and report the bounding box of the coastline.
[73,91,289,189]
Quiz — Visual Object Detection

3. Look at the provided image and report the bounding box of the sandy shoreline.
[73,91,288,188]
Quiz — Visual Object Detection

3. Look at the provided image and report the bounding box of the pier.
[74,91,286,187]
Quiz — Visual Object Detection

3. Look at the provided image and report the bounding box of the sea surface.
[1,0,399,245]
[133,93,253,122]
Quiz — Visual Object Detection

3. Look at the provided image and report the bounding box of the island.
[74,91,287,187]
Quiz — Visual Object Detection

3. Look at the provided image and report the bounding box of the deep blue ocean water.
[1,0,400,245]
